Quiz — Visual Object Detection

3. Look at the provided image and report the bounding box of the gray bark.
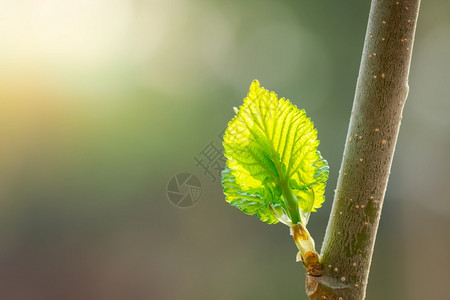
[306,0,421,299]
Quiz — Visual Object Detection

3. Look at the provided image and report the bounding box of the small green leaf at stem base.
[222,80,329,226]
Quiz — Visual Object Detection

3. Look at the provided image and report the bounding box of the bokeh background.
[1,0,449,299]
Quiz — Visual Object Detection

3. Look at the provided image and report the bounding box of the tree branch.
[306,0,421,299]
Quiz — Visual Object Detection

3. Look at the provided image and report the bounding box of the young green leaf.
[222,80,328,226]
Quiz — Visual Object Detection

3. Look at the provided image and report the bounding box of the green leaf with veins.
[222,80,328,225]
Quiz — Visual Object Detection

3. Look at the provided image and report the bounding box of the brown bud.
[307,262,323,277]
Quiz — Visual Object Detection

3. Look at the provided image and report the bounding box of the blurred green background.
[1,0,449,299]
